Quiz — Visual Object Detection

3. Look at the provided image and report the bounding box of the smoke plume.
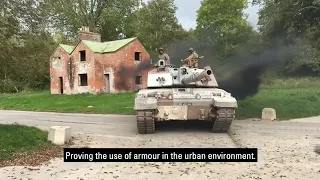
[167,38,298,100]
[218,44,295,99]
[115,37,299,99]
[115,59,153,91]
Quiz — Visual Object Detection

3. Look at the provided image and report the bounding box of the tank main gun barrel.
[181,68,212,85]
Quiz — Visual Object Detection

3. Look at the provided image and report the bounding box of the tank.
[134,59,238,134]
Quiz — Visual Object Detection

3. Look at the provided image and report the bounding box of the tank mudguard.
[134,97,158,110]
[212,97,238,108]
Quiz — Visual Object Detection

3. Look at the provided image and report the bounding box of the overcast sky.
[144,0,261,30]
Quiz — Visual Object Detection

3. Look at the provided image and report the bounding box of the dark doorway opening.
[59,77,63,94]
[105,74,110,93]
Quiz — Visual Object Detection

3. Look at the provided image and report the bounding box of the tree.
[46,0,141,41]
[253,0,320,43]
[130,0,189,59]
[195,0,254,59]
[0,0,56,92]
[253,0,320,76]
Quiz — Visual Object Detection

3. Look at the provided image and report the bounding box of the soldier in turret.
[183,48,199,68]
[158,47,170,65]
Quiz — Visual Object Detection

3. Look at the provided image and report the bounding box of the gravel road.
[0,110,319,180]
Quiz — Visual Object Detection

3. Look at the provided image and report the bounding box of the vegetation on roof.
[59,44,75,54]
[61,37,137,54]
[85,37,137,53]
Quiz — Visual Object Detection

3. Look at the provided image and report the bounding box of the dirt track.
[0,110,319,180]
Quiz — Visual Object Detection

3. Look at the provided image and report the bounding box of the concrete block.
[314,144,320,155]
[48,126,72,145]
[261,108,276,120]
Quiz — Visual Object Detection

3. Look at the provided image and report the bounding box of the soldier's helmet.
[188,48,194,52]
[158,47,164,52]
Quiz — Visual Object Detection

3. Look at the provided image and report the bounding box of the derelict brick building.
[49,27,151,94]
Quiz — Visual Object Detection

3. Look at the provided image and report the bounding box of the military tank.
[134,59,238,134]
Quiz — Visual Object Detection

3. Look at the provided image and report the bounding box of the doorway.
[104,74,110,93]
[59,77,63,94]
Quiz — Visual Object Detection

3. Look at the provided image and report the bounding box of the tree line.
[0,0,319,93]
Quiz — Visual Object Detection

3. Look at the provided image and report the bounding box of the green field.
[0,124,52,161]
[0,91,136,115]
[0,78,320,120]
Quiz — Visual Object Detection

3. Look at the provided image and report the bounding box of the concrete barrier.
[314,144,320,155]
[48,126,72,145]
[262,108,277,120]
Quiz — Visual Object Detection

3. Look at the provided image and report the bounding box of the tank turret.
[134,59,238,134]
[147,60,218,88]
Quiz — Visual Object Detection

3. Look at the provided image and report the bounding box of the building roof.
[82,37,137,53]
[60,37,138,55]
[59,44,75,54]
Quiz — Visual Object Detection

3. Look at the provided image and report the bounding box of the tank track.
[212,107,235,133]
[136,110,156,134]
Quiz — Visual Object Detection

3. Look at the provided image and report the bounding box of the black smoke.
[167,38,298,100]
[167,38,219,70]
[114,36,298,99]
[218,44,296,99]
[115,60,153,91]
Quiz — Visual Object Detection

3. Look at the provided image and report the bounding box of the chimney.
[78,26,101,42]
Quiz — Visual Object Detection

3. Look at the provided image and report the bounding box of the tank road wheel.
[212,107,235,133]
[136,110,156,134]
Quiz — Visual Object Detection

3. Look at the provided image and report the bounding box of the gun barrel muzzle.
[181,69,212,85]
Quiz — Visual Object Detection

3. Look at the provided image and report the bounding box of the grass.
[0,91,135,115]
[236,88,320,120]
[0,124,51,160]
[260,77,320,89]
[0,77,320,120]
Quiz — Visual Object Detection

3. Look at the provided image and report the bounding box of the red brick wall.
[78,31,101,42]
[94,39,151,93]
[69,42,96,94]
[50,39,151,94]
[49,46,71,94]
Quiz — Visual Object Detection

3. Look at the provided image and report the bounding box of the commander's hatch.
[155,60,167,72]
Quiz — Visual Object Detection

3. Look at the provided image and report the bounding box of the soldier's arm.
[183,57,191,63]
[165,54,170,61]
